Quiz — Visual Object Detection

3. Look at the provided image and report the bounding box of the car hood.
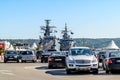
[68,55,94,60]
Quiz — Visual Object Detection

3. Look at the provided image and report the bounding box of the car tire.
[66,69,72,74]
[41,60,43,63]
[93,69,98,74]
[32,60,36,63]
[21,60,25,63]
[4,60,7,63]
[48,65,53,69]
[17,60,19,63]
[105,70,110,74]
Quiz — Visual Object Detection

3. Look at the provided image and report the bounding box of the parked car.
[19,50,37,63]
[48,51,66,69]
[41,49,56,63]
[102,50,120,73]
[4,50,20,63]
[41,52,52,63]
[36,50,44,59]
[66,47,99,74]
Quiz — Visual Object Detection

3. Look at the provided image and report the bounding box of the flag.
[71,32,74,35]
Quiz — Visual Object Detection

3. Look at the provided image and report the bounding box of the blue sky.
[0,0,120,39]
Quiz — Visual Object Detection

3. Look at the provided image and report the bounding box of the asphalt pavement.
[0,62,120,80]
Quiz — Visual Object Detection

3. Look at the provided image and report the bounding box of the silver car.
[66,47,99,74]
[20,50,37,63]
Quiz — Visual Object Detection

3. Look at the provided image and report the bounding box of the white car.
[66,47,99,74]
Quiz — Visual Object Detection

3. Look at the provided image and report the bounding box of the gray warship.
[39,20,58,51]
[59,23,76,51]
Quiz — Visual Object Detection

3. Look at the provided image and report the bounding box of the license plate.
[76,67,90,70]
[117,60,120,62]
[44,56,48,57]
[55,59,62,61]
[9,58,14,59]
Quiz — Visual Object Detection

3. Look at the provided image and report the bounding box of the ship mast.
[60,23,74,51]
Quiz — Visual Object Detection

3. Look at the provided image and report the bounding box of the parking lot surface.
[0,63,120,80]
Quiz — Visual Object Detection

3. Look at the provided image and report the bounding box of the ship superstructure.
[59,23,75,51]
[39,20,57,51]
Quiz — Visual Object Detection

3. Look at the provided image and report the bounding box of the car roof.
[106,50,120,53]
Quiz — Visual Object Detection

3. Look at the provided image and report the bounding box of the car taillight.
[108,58,112,64]
[48,57,53,62]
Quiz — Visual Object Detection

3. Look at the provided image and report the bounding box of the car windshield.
[70,48,93,56]
[109,51,120,57]
[51,52,65,56]
[42,52,51,55]
[6,51,17,54]
[21,51,33,55]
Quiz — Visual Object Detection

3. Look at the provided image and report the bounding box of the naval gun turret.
[59,23,76,51]
[39,20,57,51]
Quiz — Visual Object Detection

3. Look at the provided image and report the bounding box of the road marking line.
[1,72,15,75]
[0,70,15,76]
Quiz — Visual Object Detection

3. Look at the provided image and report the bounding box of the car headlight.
[14,56,18,58]
[92,58,98,63]
[68,60,75,63]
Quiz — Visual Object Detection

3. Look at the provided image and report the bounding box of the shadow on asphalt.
[35,66,120,76]
[35,66,48,70]
[45,70,93,76]
[35,66,65,70]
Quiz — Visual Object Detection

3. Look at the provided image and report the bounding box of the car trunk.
[110,57,120,64]
[52,56,66,63]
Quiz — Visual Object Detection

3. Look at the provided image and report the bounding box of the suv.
[4,50,20,63]
[66,47,99,74]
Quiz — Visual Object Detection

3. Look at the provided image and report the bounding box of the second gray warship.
[59,23,76,51]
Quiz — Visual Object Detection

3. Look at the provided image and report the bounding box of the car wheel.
[48,65,53,69]
[66,69,72,74]
[41,60,43,63]
[93,69,98,74]
[17,60,19,63]
[21,60,25,63]
[105,70,110,74]
[17,59,19,63]
[4,60,7,63]
[32,60,36,63]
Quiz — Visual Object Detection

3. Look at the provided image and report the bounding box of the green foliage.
[0,38,120,49]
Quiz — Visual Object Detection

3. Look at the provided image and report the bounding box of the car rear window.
[109,51,120,57]
[51,52,65,56]
[21,51,33,55]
